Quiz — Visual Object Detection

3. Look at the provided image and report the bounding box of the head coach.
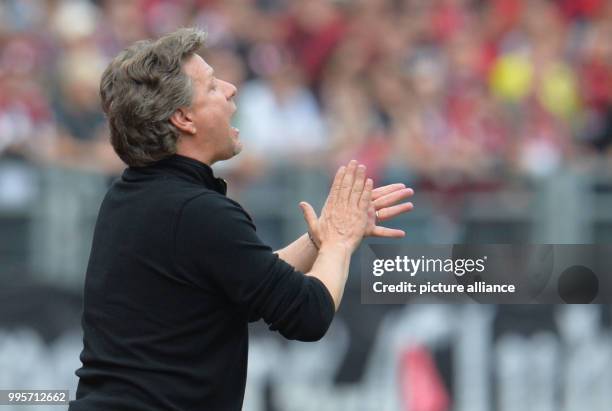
[68,28,414,411]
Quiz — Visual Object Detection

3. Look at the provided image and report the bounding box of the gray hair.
[100,28,207,167]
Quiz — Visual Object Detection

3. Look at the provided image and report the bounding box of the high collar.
[124,154,227,195]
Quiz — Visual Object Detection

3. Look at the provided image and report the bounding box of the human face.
[183,54,241,163]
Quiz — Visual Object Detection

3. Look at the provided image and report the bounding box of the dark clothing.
[69,155,335,411]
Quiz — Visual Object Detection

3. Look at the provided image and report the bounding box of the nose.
[223,80,237,100]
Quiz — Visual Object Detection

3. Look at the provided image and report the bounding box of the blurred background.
[1,0,612,410]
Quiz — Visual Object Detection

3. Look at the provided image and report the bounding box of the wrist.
[318,241,352,256]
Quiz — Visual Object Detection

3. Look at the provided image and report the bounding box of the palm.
[316,183,414,239]
[303,179,414,244]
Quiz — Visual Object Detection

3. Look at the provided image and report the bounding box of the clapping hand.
[299,161,414,250]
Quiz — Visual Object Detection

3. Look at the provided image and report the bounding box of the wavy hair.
[100,28,206,166]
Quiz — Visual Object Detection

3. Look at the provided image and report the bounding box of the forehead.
[183,54,213,84]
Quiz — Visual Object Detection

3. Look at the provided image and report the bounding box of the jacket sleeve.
[174,192,335,341]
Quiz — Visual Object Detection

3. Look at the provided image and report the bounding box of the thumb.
[299,201,318,231]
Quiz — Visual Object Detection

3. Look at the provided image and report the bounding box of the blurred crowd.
[1,0,612,187]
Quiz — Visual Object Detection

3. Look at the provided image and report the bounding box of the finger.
[367,205,376,221]
[359,178,373,210]
[372,183,406,200]
[376,202,414,221]
[339,160,358,203]
[349,164,367,206]
[328,165,346,205]
[373,188,414,210]
[370,226,406,238]
[299,201,319,231]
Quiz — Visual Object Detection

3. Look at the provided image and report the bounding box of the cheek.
[196,110,224,134]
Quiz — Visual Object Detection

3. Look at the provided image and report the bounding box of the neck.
[175,145,215,166]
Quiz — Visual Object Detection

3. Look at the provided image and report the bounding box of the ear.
[170,107,196,135]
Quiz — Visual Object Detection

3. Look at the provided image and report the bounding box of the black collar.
[124,154,227,195]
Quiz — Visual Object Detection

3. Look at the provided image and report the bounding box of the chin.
[233,143,243,156]
[216,144,242,162]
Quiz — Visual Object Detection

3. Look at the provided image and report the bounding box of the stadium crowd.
[1,0,611,188]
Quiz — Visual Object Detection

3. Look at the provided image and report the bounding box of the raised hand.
[300,160,372,253]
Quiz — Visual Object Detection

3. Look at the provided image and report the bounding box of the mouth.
[230,104,240,138]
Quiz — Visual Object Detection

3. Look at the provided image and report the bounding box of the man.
[69,28,413,411]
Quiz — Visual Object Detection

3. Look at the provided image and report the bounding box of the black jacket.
[69,154,334,411]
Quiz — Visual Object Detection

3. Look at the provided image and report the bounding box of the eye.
[210,79,217,91]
